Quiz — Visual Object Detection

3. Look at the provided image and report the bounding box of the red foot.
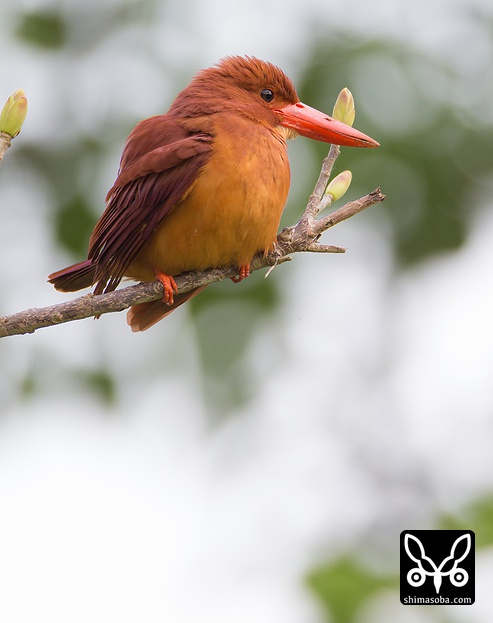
[231,264,251,284]
[155,270,178,306]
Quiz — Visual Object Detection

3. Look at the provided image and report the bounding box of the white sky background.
[1,0,493,621]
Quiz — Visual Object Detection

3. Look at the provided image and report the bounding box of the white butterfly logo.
[404,533,470,594]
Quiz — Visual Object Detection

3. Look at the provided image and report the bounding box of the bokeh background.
[1,0,493,621]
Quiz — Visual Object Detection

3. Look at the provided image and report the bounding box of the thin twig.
[0,132,12,165]
[304,144,340,219]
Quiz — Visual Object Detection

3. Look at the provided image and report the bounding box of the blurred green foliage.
[440,497,493,548]
[16,9,67,49]
[190,275,280,416]
[307,557,396,623]
[55,194,95,256]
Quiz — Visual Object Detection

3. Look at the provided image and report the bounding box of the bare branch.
[0,150,385,338]
[275,188,385,256]
[303,144,340,219]
[0,132,12,165]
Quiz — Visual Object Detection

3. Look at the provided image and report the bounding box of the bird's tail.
[126,286,207,332]
[48,260,96,292]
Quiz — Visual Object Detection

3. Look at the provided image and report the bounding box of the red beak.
[276,102,379,148]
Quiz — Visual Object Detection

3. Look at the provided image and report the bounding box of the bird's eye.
[260,89,274,103]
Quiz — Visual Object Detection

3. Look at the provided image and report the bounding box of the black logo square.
[400,530,475,605]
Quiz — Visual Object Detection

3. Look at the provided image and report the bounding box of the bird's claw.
[155,271,178,306]
[231,264,251,283]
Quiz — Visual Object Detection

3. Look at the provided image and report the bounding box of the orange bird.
[49,56,378,331]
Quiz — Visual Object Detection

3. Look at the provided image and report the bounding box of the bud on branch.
[0,89,28,138]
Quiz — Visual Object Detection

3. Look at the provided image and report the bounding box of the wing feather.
[88,116,213,294]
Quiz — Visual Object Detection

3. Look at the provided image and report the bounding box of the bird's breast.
[129,117,291,279]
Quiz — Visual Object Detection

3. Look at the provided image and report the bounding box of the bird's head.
[169,56,379,148]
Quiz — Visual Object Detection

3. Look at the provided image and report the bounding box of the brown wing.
[88,115,213,294]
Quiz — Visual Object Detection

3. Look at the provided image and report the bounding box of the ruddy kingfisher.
[49,56,378,331]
